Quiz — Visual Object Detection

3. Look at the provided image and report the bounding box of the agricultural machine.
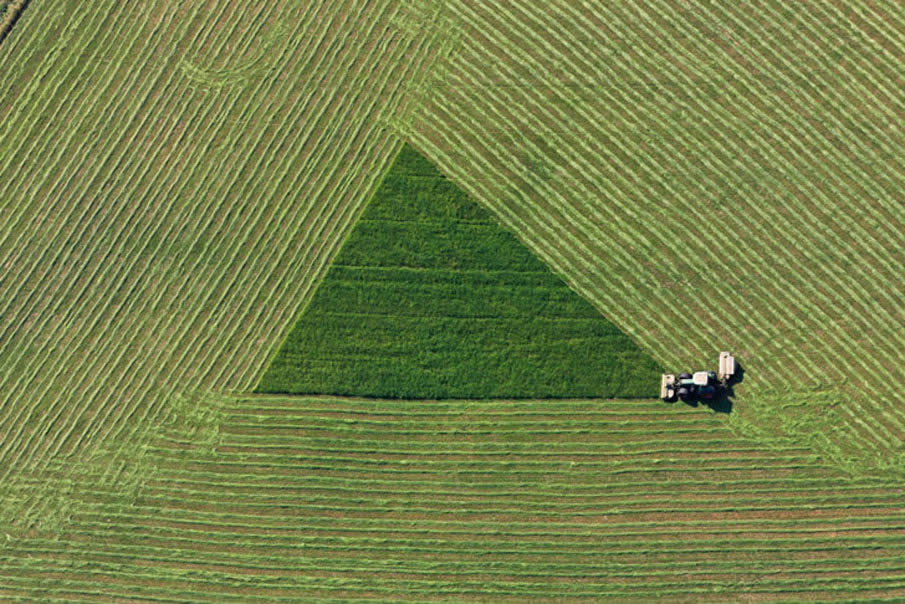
[660,351,736,404]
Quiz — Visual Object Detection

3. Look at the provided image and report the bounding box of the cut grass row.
[409,0,905,473]
[0,0,447,524]
[2,1,903,600]
[1,395,902,601]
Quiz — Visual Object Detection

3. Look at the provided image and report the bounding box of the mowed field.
[1,0,905,601]
[409,1,905,474]
[2,395,905,601]
[0,0,449,524]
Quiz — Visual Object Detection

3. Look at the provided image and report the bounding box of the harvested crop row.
[409,0,905,473]
[1,395,902,601]
[0,0,447,525]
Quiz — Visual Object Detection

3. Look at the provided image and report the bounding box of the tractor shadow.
[706,392,733,414]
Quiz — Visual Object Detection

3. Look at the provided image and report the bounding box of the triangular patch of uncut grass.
[257,144,662,399]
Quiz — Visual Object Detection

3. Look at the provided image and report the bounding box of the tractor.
[661,351,736,404]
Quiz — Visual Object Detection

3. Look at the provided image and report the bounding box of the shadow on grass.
[707,393,733,414]
[681,362,744,415]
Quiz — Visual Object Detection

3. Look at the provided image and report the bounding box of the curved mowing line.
[0,0,440,533]
[0,2,211,470]
[7,541,905,585]
[70,512,905,546]
[61,0,368,458]
[0,1,246,471]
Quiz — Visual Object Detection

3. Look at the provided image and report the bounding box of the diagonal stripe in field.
[409,0,905,474]
[0,0,455,523]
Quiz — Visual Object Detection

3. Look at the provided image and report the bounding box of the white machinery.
[718,351,736,384]
[661,351,737,404]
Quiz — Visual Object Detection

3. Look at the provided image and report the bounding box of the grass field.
[258,144,662,399]
[1,0,905,600]
[2,395,905,601]
[0,0,451,524]
[409,0,905,474]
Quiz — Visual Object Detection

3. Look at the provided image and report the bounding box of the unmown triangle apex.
[257,143,662,399]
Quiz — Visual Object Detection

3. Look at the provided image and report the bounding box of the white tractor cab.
[660,351,736,404]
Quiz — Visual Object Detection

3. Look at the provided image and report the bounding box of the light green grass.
[2,0,905,600]
[0,0,449,521]
[3,395,904,601]
[409,0,905,474]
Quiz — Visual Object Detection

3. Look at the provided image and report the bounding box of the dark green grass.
[257,144,662,399]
